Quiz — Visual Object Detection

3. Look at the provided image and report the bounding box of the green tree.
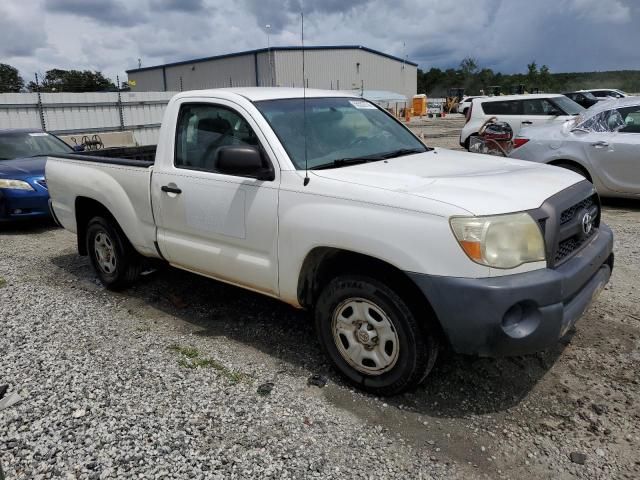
[460,57,479,77]
[538,65,551,91]
[526,61,539,89]
[0,63,25,93]
[28,69,116,92]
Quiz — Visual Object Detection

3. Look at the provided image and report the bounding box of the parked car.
[563,91,602,109]
[460,94,585,149]
[0,129,74,222]
[46,88,613,395]
[510,97,640,198]
[456,95,485,116]
[583,89,628,99]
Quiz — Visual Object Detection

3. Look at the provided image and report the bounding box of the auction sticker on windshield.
[349,100,377,109]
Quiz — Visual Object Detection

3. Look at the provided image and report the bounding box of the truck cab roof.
[172,87,359,103]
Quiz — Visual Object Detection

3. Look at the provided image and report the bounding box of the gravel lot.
[1,116,639,479]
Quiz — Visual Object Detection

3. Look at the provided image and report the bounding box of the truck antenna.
[302,11,310,186]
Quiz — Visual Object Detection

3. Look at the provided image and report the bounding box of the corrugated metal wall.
[0,92,175,146]
[127,48,417,99]
[274,49,417,100]
[162,54,258,91]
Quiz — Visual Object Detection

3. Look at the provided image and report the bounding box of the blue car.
[0,129,73,223]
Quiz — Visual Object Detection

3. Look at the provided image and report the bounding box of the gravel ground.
[1,117,639,479]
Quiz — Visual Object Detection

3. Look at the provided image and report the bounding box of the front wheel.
[315,275,438,396]
[86,216,141,290]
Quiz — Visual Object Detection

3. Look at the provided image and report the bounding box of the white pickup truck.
[46,88,614,395]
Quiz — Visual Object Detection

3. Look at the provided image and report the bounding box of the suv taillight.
[512,138,530,149]
[465,102,472,124]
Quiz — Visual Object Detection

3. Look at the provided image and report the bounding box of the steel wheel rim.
[94,231,117,275]
[331,297,400,376]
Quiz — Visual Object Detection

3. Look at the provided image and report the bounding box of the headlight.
[0,179,34,191]
[450,213,546,269]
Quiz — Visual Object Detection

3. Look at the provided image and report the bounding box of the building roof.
[126,45,418,74]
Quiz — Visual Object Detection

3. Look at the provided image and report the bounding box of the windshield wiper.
[310,156,385,170]
[380,148,425,159]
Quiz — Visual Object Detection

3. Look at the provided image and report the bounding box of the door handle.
[521,121,533,125]
[161,185,182,194]
[591,141,609,147]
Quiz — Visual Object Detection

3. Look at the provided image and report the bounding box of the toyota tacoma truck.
[46,88,614,395]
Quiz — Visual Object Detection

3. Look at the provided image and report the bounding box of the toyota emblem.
[582,212,593,235]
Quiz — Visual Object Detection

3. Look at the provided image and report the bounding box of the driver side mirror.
[217,145,275,181]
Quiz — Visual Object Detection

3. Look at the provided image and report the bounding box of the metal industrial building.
[126,45,417,100]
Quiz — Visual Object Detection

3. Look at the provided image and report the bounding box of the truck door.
[151,100,280,295]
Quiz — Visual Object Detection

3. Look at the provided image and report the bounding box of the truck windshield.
[254,97,427,170]
[0,132,72,160]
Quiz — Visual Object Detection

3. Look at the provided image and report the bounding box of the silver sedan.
[510,97,640,198]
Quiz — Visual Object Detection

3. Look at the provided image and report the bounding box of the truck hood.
[0,156,46,179]
[311,148,582,216]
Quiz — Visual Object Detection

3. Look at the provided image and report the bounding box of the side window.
[521,99,559,115]
[481,100,521,115]
[617,105,640,133]
[175,103,260,173]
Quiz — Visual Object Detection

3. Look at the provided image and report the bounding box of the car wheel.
[86,216,141,290]
[315,275,438,396]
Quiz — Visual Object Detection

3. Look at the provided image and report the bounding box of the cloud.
[45,0,147,26]
[1,0,639,88]
[569,0,630,24]
[0,2,47,57]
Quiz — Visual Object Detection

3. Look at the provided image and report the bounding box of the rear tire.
[315,275,438,396]
[86,216,141,290]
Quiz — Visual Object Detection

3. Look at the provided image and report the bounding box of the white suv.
[456,96,485,115]
[460,94,584,149]
[583,89,627,99]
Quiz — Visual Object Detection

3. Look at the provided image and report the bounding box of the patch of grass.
[169,344,200,358]
[170,344,251,384]
[0,277,6,288]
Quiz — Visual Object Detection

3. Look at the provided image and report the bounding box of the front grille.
[555,229,597,264]
[560,196,595,225]
[36,179,47,189]
[553,193,600,266]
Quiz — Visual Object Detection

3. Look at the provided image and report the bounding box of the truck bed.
[58,145,157,167]
[45,148,158,258]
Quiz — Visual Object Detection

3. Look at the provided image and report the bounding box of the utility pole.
[34,73,46,131]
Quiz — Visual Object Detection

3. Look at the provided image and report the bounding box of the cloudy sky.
[1,0,639,83]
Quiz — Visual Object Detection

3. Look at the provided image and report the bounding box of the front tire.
[86,216,141,290]
[315,275,438,396]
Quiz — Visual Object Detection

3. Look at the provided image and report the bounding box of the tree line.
[418,57,640,96]
[0,64,118,93]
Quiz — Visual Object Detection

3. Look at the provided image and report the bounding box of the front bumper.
[0,188,51,222]
[409,224,614,356]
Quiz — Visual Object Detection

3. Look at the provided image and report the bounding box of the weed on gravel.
[169,344,251,384]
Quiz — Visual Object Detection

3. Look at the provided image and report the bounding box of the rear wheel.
[86,216,141,290]
[315,275,438,396]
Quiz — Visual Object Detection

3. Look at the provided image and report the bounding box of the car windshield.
[254,97,427,170]
[0,132,72,160]
[550,96,585,115]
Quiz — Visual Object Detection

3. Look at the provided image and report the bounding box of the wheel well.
[548,160,592,182]
[297,248,443,336]
[74,197,117,255]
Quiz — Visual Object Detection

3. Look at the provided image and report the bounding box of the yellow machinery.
[445,87,465,113]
